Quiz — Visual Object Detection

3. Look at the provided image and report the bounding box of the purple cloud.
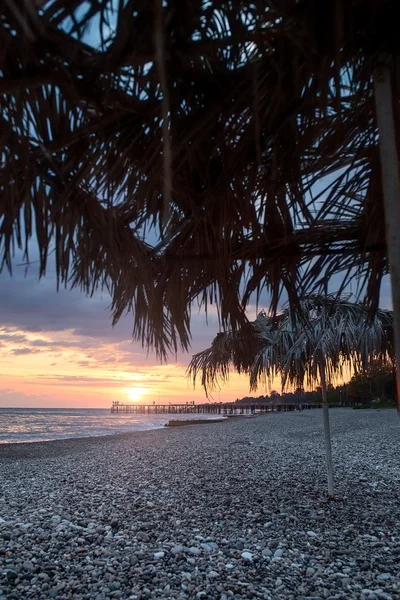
[11,347,41,356]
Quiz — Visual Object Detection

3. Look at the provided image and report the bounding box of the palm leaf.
[189,295,395,395]
[0,1,399,355]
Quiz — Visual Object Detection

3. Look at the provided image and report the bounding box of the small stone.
[154,551,165,559]
[171,545,183,554]
[262,548,272,557]
[307,531,318,538]
[377,573,391,581]
[306,567,316,577]
[22,561,34,571]
[236,541,245,550]
[208,542,219,550]
[225,563,234,569]
[188,547,201,555]
[6,570,18,581]
[181,571,191,580]
[207,570,219,578]
[275,578,283,587]
[241,551,253,561]
[274,548,283,558]
[137,532,150,542]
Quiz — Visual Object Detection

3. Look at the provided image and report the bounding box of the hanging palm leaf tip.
[1,0,399,358]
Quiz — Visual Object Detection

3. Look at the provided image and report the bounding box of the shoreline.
[0,426,165,460]
[0,417,232,461]
[0,413,262,453]
[0,412,232,452]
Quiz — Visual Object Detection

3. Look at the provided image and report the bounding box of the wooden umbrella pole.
[319,357,335,497]
[374,63,400,410]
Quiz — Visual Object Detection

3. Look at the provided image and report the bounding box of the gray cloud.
[29,338,100,349]
[11,347,41,356]
[0,264,222,362]
[28,339,60,348]
[0,248,393,367]
[0,332,28,343]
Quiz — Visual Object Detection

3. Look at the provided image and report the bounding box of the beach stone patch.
[1,409,400,599]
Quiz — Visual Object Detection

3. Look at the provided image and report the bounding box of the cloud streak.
[11,348,41,356]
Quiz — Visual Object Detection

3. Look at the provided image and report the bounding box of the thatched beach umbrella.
[1,1,400,365]
[188,296,395,496]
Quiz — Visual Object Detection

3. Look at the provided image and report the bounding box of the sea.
[0,408,222,444]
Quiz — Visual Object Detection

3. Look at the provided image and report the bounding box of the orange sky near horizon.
[0,325,276,408]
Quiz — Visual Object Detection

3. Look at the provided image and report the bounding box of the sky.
[0,252,268,408]
[0,246,393,408]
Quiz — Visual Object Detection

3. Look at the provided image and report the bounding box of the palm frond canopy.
[0,1,398,354]
[188,295,395,395]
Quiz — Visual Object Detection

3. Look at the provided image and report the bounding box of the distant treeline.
[235,364,396,406]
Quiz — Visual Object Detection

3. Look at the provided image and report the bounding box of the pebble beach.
[0,409,399,600]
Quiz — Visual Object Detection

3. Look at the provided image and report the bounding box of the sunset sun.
[127,387,148,402]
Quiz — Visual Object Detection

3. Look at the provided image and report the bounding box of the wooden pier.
[111,401,322,415]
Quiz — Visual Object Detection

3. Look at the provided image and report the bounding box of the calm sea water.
[0,408,222,444]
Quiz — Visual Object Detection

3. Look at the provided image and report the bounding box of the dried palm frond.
[1,1,399,354]
[188,295,395,395]
[251,295,395,390]
[187,316,281,395]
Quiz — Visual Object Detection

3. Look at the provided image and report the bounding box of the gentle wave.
[0,408,223,444]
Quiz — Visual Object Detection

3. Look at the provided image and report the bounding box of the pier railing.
[110,401,322,414]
